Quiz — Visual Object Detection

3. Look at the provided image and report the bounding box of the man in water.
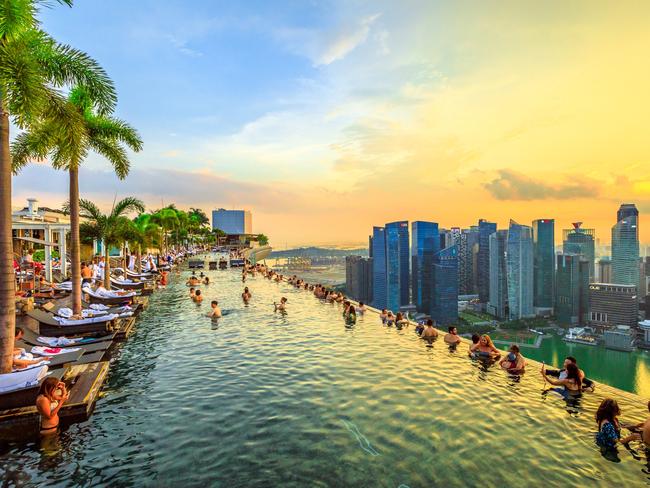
[242,287,251,303]
[193,289,203,303]
[189,287,195,298]
[444,326,462,345]
[208,300,222,318]
[274,297,287,312]
[545,356,594,391]
[421,319,438,339]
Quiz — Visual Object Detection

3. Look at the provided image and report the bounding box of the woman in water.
[36,377,69,435]
[473,335,500,358]
[541,362,582,397]
[595,398,637,453]
[345,306,357,326]
[395,312,408,329]
[379,309,388,324]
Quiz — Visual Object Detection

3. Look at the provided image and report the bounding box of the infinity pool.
[2,262,649,486]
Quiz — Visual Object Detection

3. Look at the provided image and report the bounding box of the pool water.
[2,262,649,487]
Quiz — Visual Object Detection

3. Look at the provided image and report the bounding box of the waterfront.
[2,265,650,486]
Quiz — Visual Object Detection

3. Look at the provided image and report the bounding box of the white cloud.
[316,13,381,65]
[167,35,203,57]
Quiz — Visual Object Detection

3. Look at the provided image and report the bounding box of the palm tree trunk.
[0,104,15,373]
[104,245,111,289]
[136,245,141,273]
[69,167,82,316]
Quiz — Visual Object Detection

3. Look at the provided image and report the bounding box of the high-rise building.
[488,230,508,319]
[431,245,459,325]
[532,219,555,311]
[459,227,479,295]
[555,254,589,326]
[345,256,373,305]
[385,221,410,311]
[612,203,640,287]
[211,209,252,234]
[439,229,452,251]
[563,223,595,280]
[639,257,649,298]
[506,220,534,320]
[477,219,497,303]
[588,283,638,330]
[371,227,387,309]
[597,258,612,283]
[411,221,439,313]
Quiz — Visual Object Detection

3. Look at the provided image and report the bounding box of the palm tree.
[75,198,145,289]
[150,207,179,254]
[132,214,160,272]
[12,86,142,316]
[0,0,117,373]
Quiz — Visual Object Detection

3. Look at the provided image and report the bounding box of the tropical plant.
[74,197,145,288]
[256,234,269,246]
[0,0,117,373]
[131,213,160,272]
[12,86,140,315]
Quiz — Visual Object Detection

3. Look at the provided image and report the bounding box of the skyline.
[10,0,650,246]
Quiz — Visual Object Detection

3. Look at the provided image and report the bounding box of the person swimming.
[395,312,408,329]
[468,334,480,356]
[379,309,388,324]
[544,356,594,391]
[36,377,68,436]
[208,300,222,318]
[203,276,210,285]
[541,362,582,397]
[193,289,203,303]
[595,398,638,454]
[189,287,195,298]
[499,344,525,373]
[472,335,500,359]
[345,306,357,326]
[385,311,395,326]
[274,297,287,312]
[444,326,462,345]
[420,319,438,339]
[242,287,251,302]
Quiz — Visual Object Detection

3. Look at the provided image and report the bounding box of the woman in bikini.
[36,377,69,435]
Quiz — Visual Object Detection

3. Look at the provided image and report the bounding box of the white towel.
[0,365,49,392]
[37,336,79,347]
[12,361,51,373]
[31,346,81,356]
[57,307,73,318]
[53,313,117,325]
[89,304,110,311]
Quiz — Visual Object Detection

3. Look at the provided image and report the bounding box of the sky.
[10,0,650,248]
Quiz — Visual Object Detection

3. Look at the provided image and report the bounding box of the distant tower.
[506,220,534,319]
[532,219,555,311]
[612,203,640,287]
[477,219,497,303]
[411,221,439,313]
[563,222,596,280]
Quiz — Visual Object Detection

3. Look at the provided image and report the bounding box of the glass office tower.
[612,204,639,287]
[532,219,555,310]
[371,226,387,309]
[385,221,410,311]
[411,221,439,313]
[506,220,534,319]
[477,219,497,303]
[431,245,459,325]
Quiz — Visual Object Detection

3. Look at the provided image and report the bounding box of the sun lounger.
[0,366,65,410]
[19,327,116,346]
[110,277,145,290]
[83,287,136,305]
[16,338,112,355]
[27,309,116,336]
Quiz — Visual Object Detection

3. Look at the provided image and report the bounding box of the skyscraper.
[345,256,373,305]
[459,227,479,295]
[563,223,596,280]
[597,258,612,283]
[431,245,459,325]
[532,219,555,311]
[588,283,638,330]
[477,219,497,303]
[506,220,534,320]
[411,221,439,313]
[385,221,410,311]
[612,203,639,287]
[371,226,386,309]
[488,230,508,319]
[555,254,589,326]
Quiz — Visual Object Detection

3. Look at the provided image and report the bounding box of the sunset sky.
[11,0,650,247]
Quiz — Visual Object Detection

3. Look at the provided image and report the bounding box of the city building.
[487,230,508,319]
[563,222,595,280]
[611,203,640,287]
[477,219,497,303]
[431,245,459,325]
[555,254,589,326]
[371,227,387,309]
[212,209,252,234]
[588,283,638,330]
[411,221,439,313]
[345,256,373,305]
[597,258,612,283]
[532,219,555,313]
[459,227,479,295]
[640,257,649,298]
[385,221,410,311]
[506,220,534,320]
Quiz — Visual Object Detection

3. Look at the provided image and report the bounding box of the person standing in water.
[274,297,287,312]
[36,377,69,436]
[242,287,252,303]
[208,300,222,318]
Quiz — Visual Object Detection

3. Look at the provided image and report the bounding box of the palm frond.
[89,136,130,178]
[10,123,54,173]
[88,115,143,152]
[110,197,145,219]
[77,198,103,221]
[0,0,38,40]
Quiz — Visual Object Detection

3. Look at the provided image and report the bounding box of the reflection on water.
[1,263,650,486]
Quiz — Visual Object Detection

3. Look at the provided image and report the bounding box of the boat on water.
[563,327,599,346]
